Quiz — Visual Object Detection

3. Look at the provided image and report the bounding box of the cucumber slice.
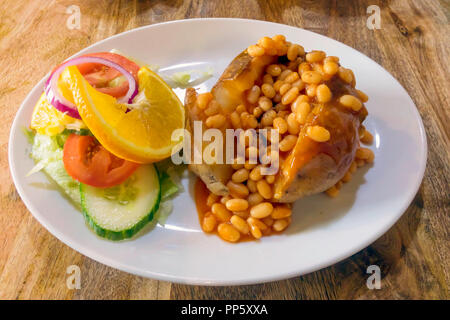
[80,165,161,240]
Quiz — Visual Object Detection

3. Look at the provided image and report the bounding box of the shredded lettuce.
[154,159,186,225]
[22,127,35,144]
[159,171,179,200]
[163,68,214,89]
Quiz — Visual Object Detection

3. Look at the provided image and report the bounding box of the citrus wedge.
[66,65,185,163]
[30,92,86,136]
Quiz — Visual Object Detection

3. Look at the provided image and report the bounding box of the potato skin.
[274,80,367,202]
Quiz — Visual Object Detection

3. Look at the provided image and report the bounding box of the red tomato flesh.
[76,52,140,98]
[63,133,139,188]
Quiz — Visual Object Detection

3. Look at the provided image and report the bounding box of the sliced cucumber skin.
[80,166,161,241]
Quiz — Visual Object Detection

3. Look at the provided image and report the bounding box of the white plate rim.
[8,18,427,285]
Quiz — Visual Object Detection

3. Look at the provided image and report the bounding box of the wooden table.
[0,0,448,300]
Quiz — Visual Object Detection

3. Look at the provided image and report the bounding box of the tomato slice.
[76,52,140,98]
[63,133,139,188]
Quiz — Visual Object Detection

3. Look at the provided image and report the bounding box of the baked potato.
[185,36,369,203]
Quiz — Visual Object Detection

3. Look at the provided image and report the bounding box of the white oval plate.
[9,18,427,285]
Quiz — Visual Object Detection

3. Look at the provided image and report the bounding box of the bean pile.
[195,35,374,242]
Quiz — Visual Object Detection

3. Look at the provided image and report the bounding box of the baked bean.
[306,125,331,142]
[349,161,357,174]
[249,165,263,181]
[316,84,332,103]
[291,79,305,90]
[247,192,263,206]
[356,89,369,102]
[245,146,258,160]
[258,36,276,53]
[356,159,366,167]
[262,217,274,227]
[306,50,326,63]
[240,111,250,126]
[282,87,300,105]
[301,70,322,84]
[220,195,231,205]
[273,93,282,103]
[306,84,317,97]
[312,63,324,74]
[256,180,273,199]
[211,203,232,222]
[265,175,275,184]
[217,223,241,242]
[258,96,273,111]
[253,106,264,118]
[273,218,290,231]
[235,104,246,114]
[287,113,300,135]
[271,205,292,219]
[324,56,339,63]
[284,71,300,84]
[341,171,352,183]
[204,100,220,116]
[227,181,249,198]
[207,193,219,207]
[231,168,249,183]
[273,117,288,134]
[245,114,258,129]
[267,64,282,77]
[261,110,276,127]
[291,95,309,113]
[355,147,374,162]
[202,213,217,232]
[298,62,311,74]
[360,129,373,144]
[279,69,293,81]
[247,217,268,230]
[247,85,261,104]
[233,210,249,219]
[287,44,301,61]
[273,80,284,92]
[244,160,257,170]
[230,215,250,234]
[295,102,311,124]
[249,224,262,239]
[250,202,274,219]
[263,74,274,85]
[339,94,362,111]
[261,83,276,98]
[279,135,297,152]
[230,111,241,128]
[206,114,226,128]
[279,83,292,96]
[326,186,339,197]
[197,92,213,109]
[277,109,289,118]
[338,67,353,84]
[247,45,265,57]
[323,61,339,75]
[226,198,249,212]
[231,157,245,170]
[272,34,286,42]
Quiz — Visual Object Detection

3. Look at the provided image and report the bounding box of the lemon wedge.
[66,65,185,163]
[30,93,85,136]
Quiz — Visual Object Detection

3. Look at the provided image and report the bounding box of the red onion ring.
[44,56,138,119]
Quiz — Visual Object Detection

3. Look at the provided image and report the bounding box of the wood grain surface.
[0,0,448,300]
